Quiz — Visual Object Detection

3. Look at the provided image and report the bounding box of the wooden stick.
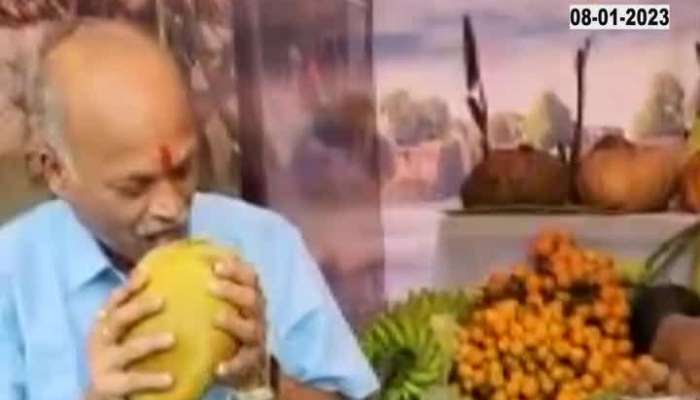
[463,15,489,159]
[570,36,592,203]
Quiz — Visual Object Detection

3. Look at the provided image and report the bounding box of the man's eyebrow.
[168,147,195,172]
[108,146,195,185]
[160,145,173,171]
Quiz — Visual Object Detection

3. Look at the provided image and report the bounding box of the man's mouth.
[144,227,187,247]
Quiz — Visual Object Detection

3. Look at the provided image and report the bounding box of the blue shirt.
[0,193,379,399]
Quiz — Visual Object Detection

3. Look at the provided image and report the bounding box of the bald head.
[35,20,199,262]
[38,19,193,170]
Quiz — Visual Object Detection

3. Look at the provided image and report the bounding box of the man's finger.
[111,333,176,369]
[213,258,257,287]
[102,296,164,344]
[213,311,262,345]
[209,280,258,314]
[114,371,174,395]
[217,345,265,381]
[101,272,149,318]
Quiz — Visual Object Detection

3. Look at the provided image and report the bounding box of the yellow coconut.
[679,151,700,212]
[126,239,239,400]
[577,135,681,212]
[679,119,700,212]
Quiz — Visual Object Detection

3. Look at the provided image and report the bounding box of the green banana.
[644,220,700,282]
[614,257,648,286]
[361,289,476,400]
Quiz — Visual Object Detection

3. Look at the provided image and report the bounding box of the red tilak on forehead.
[159,145,173,172]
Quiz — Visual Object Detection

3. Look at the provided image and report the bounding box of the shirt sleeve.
[0,276,25,400]
[268,225,379,399]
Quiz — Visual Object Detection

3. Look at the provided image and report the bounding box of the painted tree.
[689,82,700,122]
[688,42,700,122]
[686,43,700,153]
[522,91,573,152]
[380,89,411,127]
[631,71,686,138]
[419,96,451,141]
[380,90,452,146]
[488,111,523,148]
[380,89,417,145]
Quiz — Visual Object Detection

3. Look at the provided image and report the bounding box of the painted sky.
[373,0,700,130]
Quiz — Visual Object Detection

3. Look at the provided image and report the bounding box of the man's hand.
[651,314,700,386]
[85,272,175,400]
[209,257,267,390]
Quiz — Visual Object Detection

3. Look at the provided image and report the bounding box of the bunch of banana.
[398,289,475,321]
[361,289,476,400]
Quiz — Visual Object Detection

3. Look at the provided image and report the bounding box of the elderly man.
[0,20,378,400]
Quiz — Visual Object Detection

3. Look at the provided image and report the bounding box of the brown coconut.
[460,145,569,207]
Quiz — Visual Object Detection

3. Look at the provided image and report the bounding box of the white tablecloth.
[382,201,700,301]
[435,213,699,288]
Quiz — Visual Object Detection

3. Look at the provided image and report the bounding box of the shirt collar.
[61,203,117,293]
[60,195,203,293]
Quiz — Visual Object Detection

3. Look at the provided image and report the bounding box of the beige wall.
[0,25,52,223]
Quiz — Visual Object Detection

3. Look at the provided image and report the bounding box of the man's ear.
[37,141,72,197]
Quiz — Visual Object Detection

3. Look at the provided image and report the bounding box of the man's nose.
[149,180,186,222]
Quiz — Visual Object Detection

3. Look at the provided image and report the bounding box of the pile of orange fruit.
[454,231,642,400]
